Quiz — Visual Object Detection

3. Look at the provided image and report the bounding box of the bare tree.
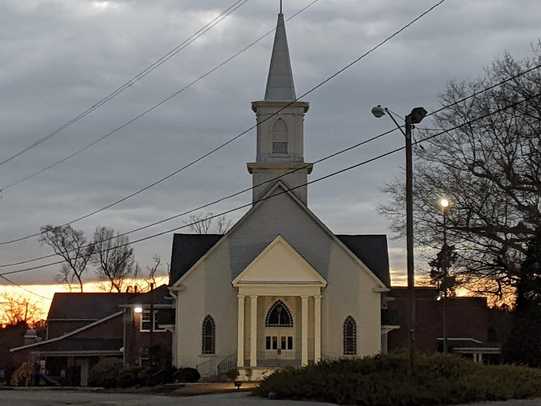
[92,227,135,293]
[0,294,41,328]
[145,255,162,290]
[381,45,541,300]
[40,225,94,292]
[186,212,232,234]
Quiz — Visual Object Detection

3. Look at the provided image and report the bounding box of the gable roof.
[171,181,389,290]
[232,235,327,286]
[336,235,390,287]
[47,292,135,320]
[11,311,123,352]
[169,234,222,284]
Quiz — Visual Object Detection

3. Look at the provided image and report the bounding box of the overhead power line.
[0,0,249,169]
[0,0,322,193]
[0,0,447,246]
[1,90,538,277]
[2,64,539,269]
[0,274,53,301]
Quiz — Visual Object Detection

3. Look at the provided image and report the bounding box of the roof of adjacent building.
[11,311,123,353]
[169,233,390,287]
[264,12,296,101]
[127,284,174,306]
[30,337,123,353]
[47,292,136,320]
[336,235,390,287]
[169,234,222,284]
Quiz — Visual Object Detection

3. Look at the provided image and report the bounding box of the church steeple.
[248,6,312,206]
[264,10,296,101]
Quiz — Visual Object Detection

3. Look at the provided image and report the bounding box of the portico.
[232,236,326,369]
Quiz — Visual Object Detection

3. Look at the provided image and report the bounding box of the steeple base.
[247,162,313,206]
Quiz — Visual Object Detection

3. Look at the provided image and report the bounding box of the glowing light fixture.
[439,198,450,209]
[134,306,143,314]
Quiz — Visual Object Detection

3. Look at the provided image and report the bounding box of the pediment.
[232,235,327,286]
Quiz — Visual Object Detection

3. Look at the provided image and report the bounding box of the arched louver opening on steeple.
[202,315,216,354]
[343,316,357,355]
[265,300,294,327]
[272,119,288,154]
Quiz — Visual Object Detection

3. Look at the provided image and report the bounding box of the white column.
[314,295,322,363]
[250,295,258,367]
[237,295,245,368]
[301,296,309,366]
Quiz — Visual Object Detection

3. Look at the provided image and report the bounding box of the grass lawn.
[256,353,541,405]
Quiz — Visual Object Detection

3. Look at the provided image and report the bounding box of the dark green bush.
[116,367,143,388]
[88,358,123,388]
[175,367,201,383]
[256,353,541,405]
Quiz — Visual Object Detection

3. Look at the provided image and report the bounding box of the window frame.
[139,309,166,333]
[265,300,294,328]
[201,315,216,355]
[343,316,357,355]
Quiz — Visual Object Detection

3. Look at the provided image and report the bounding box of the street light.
[439,197,450,354]
[372,104,427,373]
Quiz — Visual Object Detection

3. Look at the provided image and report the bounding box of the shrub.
[256,353,541,406]
[116,367,143,388]
[142,366,177,386]
[88,358,122,388]
[175,367,200,383]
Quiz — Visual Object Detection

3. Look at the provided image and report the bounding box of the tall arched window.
[265,300,293,327]
[202,315,215,354]
[272,119,288,154]
[343,316,357,355]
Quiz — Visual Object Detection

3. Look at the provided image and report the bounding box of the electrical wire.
[1,59,539,267]
[0,274,53,301]
[1,90,537,277]
[0,0,322,193]
[0,0,249,168]
[0,0,448,246]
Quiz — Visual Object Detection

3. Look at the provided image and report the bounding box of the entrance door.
[263,300,296,366]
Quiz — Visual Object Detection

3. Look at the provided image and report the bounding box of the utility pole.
[371,104,427,374]
[149,282,155,366]
[439,198,450,354]
[404,115,416,372]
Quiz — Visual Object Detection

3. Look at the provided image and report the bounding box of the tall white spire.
[264,10,296,101]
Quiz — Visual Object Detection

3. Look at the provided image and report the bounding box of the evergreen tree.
[503,228,541,366]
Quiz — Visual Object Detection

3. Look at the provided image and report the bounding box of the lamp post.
[371,105,427,373]
[439,198,450,354]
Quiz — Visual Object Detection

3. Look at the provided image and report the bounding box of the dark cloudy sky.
[0,0,539,286]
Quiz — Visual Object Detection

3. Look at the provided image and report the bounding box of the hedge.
[256,353,541,405]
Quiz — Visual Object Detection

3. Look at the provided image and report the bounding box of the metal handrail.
[217,353,237,375]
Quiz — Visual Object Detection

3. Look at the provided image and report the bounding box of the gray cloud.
[0,0,539,285]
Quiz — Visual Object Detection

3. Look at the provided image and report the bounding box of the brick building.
[10,287,174,386]
[387,287,502,363]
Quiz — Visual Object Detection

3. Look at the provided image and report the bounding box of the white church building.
[169,9,393,379]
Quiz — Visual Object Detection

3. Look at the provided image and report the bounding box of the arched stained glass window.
[343,316,357,355]
[265,300,293,327]
[202,315,215,354]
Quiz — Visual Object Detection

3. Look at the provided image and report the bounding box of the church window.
[272,119,288,154]
[265,300,294,327]
[202,315,216,354]
[343,316,357,355]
